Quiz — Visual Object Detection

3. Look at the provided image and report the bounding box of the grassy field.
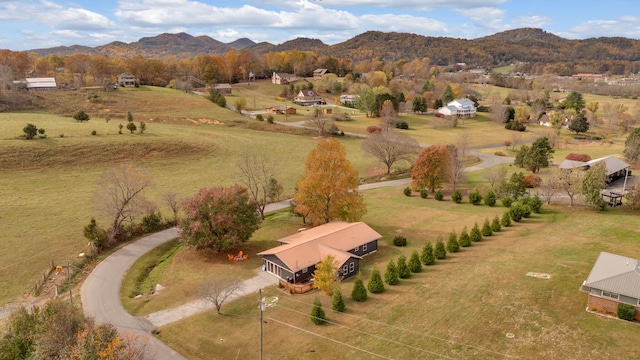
[154,188,640,359]
[0,87,384,306]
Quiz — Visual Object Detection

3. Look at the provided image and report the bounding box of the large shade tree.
[361,130,420,175]
[294,138,366,225]
[411,145,450,193]
[179,184,260,251]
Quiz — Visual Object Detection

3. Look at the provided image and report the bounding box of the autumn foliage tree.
[178,184,260,251]
[313,255,338,296]
[294,138,366,225]
[411,145,450,193]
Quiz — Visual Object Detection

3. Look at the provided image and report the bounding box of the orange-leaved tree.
[411,145,450,193]
[294,138,366,225]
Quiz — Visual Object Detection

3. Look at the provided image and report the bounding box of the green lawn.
[154,188,640,359]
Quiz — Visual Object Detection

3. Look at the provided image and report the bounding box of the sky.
[1,0,640,51]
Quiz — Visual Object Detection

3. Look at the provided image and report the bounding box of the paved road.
[80,228,186,360]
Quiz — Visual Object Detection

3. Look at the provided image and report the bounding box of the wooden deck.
[280,279,315,294]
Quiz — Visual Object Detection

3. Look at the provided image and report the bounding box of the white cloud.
[266,0,507,12]
[359,14,449,34]
[50,30,83,39]
[455,6,506,32]
[512,15,550,29]
[566,18,640,39]
[0,0,115,30]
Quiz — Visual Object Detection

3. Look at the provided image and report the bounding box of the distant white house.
[339,94,360,106]
[293,89,324,106]
[272,72,299,85]
[25,78,57,91]
[437,98,477,118]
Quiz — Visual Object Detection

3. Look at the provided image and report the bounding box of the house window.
[354,246,359,252]
[343,265,348,274]
[349,262,355,272]
[603,291,619,300]
[302,268,308,273]
[362,243,368,252]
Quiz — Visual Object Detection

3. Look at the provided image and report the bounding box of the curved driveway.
[80,155,511,359]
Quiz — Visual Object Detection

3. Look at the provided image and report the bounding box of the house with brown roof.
[272,72,299,85]
[265,106,296,115]
[580,252,640,320]
[293,89,324,106]
[257,222,381,293]
[313,68,328,80]
[214,83,232,95]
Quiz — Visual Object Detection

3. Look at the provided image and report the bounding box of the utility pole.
[259,289,264,360]
[68,260,72,305]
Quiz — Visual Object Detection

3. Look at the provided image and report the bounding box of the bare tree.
[540,167,561,204]
[558,169,583,207]
[379,99,397,130]
[237,152,282,219]
[305,108,332,136]
[483,166,507,188]
[201,277,244,315]
[456,131,471,157]
[447,145,465,191]
[96,163,152,244]
[361,130,421,175]
[162,192,181,223]
[510,132,521,151]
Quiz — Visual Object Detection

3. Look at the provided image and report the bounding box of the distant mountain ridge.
[28,28,640,67]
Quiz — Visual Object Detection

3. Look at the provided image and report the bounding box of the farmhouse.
[25,78,57,91]
[214,83,232,95]
[293,89,324,106]
[257,222,381,293]
[559,155,630,184]
[313,68,328,80]
[272,72,299,85]
[117,73,138,87]
[265,106,296,115]
[580,252,640,320]
[437,98,477,118]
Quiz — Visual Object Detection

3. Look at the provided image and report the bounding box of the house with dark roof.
[117,73,138,87]
[272,72,299,85]
[257,222,381,293]
[437,98,477,118]
[293,89,324,106]
[214,83,232,95]
[559,155,630,184]
[580,252,640,320]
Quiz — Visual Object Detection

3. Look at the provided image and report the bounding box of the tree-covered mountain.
[27,28,640,67]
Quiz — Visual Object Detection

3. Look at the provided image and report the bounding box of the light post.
[259,289,265,360]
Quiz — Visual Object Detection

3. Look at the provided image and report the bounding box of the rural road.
[80,157,510,358]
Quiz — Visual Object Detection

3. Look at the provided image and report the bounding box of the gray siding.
[294,264,316,283]
[338,258,359,279]
[262,255,294,281]
[348,240,378,257]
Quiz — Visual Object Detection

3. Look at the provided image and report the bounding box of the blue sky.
[1,0,639,51]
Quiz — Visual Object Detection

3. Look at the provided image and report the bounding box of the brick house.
[257,222,381,293]
[580,252,640,320]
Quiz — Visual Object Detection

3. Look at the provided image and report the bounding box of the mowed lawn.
[156,189,640,359]
[0,99,381,306]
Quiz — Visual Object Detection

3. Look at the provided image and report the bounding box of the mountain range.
[29,28,640,67]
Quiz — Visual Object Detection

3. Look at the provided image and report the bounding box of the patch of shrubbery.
[393,235,407,247]
[617,303,636,321]
[395,121,409,130]
[435,189,444,201]
[452,190,462,203]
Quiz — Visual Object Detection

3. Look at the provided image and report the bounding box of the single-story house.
[313,68,328,80]
[265,106,296,115]
[580,252,640,320]
[214,83,232,95]
[437,98,477,118]
[559,155,630,183]
[25,78,57,91]
[272,72,299,85]
[339,94,360,106]
[257,222,381,293]
[293,89,324,106]
[117,73,138,87]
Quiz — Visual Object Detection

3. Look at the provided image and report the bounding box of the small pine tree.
[458,226,471,247]
[367,267,385,293]
[397,255,411,279]
[331,286,346,312]
[469,189,482,205]
[403,187,412,196]
[446,231,460,253]
[421,241,436,265]
[127,111,133,122]
[481,218,493,236]
[501,211,512,227]
[470,222,483,242]
[351,273,368,301]
[385,259,400,285]
[434,236,447,259]
[420,189,428,199]
[491,215,502,232]
[408,250,422,273]
[126,122,137,134]
[434,189,444,201]
[484,190,497,206]
[452,190,463,203]
[310,297,326,325]
[502,196,513,208]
